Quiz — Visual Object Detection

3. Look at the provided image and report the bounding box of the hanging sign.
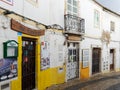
[11,19,45,36]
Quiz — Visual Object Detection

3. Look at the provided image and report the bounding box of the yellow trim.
[102,70,109,73]
[11,34,40,90]
[39,66,66,90]
[115,68,120,72]
[11,34,65,90]
[80,62,89,80]
[11,36,22,90]
[22,34,39,39]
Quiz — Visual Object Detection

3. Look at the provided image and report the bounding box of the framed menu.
[3,40,18,58]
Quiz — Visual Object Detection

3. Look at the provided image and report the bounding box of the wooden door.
[110,49,114,70]
[92,48,101,74]
[22,37,36,90]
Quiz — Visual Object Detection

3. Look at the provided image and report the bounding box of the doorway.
[66,42,79,80]
[92,48,101,74]
[110,49,114,71]
[22,37,36,90]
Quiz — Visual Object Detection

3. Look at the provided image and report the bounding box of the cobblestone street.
[47,71,120,90]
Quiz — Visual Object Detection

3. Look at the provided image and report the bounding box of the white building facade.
[0,0,120,90]
[80,0,120,77]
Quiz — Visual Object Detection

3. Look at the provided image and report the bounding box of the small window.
[67,0,78,16]
[94,10,100,28]
[110,21,115,31]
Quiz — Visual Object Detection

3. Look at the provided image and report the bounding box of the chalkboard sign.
[3,40,18,58]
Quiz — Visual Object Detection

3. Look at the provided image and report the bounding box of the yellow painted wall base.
[115,68,120,72]
[102,70,109,74]
[39,66,66,90]
[80,63,89,80]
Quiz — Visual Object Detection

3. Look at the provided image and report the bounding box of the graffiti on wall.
[0,58,17,82]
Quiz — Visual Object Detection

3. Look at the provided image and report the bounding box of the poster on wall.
[82,49,89,68]
[0,58,17,82]
[41,42,50,70]
[1,0,13,5]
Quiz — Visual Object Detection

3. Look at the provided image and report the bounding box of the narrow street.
[47,71,120,90]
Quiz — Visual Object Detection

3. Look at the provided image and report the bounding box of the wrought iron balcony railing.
[64,14,85,35]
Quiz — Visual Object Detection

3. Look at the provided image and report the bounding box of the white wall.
[80,0,102,38]
[0,0,64,27]
[40,30,66,68]
[0,15,18,59]
[80,0,120,75]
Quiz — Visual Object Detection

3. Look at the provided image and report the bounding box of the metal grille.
[67,43,79,80]
[64,14,85,35]
[22,37,36,90]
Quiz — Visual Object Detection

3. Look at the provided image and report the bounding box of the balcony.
[64,14,85,35]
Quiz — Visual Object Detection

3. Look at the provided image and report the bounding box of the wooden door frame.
[66,41,80,81]
[110,49,115,71]
[21,34,40,90]
[92,48,101,74]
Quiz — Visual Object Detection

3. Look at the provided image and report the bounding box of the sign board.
[0,58,17,82]
[11,19,45,36]
[3,40,18,58]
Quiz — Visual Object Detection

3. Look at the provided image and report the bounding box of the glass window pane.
[67,5,72,11]
[73,0,77,6]
[69,49,72,55]
[73,7,77,13]
[68,0,72,4]
[73,49,76,55]
[73,56,76,61]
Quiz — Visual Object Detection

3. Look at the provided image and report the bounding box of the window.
[110,21,115,31]
[82,49,89,68]
[67,0,78,16]
[94,10,100,28]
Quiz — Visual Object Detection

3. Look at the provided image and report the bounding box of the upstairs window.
[67,0,78,16]
[110,21,115,31]
[94,10,100,28]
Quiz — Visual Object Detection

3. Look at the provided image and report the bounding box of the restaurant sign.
[11,19,45,36]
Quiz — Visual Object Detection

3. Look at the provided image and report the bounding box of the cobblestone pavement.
[47,71,120,90]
